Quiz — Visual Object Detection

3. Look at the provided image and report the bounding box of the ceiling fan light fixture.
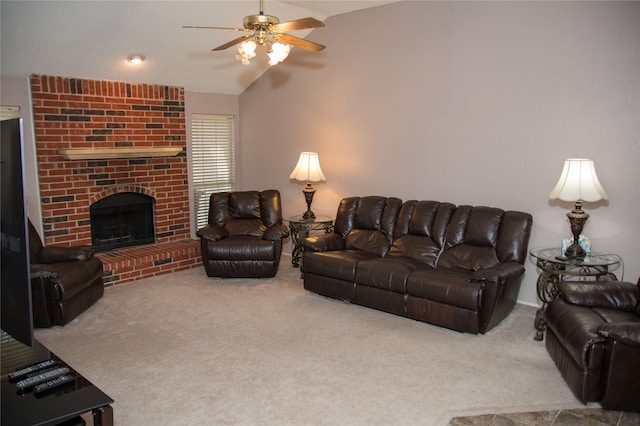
[236,40,257,64]
[186,0,325,64]
[268,42,290,66]
[255,28,269,45]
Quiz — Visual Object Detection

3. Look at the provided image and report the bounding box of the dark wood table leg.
[93,405,114,426]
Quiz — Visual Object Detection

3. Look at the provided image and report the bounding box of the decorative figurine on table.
[562,235,591,260]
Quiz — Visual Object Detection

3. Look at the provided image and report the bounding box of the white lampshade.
[549,158,608,202]
[289,152,326,183]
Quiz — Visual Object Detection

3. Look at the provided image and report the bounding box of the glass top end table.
[286,215,334,268]
[530,248,620,269]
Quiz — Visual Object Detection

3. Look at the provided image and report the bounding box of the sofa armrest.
[302,233,345,252]
[263,223,290,241]
[473,262,526,333]
[30,263,58,279]
[558,281,639,311]
[598,322,640,347]
[38,245,94,263]
[196,224,227,241]
[470,262,524,284]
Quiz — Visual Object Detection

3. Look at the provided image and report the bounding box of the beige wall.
[239,1,640,305]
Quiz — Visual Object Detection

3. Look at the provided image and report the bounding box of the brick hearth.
[97,239,201,286]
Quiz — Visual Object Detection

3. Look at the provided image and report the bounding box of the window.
[191,114,235,230]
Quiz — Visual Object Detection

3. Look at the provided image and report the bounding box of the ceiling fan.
[183,0,326,65]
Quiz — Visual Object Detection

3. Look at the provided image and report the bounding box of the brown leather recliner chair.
[28,220,105,328]
[196,190,289,278]
[545,278,640,412]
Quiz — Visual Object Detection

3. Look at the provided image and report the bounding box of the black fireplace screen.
[90,192,154,252]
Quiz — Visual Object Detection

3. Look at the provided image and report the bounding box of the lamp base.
[302,184,316,220]
[564,201,589,260]
[564,243,586,260]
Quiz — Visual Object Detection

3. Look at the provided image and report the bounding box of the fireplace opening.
[90,192,155,252]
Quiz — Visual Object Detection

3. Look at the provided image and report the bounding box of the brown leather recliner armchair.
[28,220,105,328]
[196,190,289,278]
[545,278,640,412]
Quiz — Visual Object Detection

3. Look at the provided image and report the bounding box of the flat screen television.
[1,111,34,347]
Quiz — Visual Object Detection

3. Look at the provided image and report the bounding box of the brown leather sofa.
[545,279,640,412]
[28,220,105,328]
[302,196,533,334]
[197,190,289,278]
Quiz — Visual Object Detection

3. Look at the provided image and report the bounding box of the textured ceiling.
[1,1,400,95]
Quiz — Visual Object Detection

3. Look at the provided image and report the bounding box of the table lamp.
[289,152,326,220]
[548,158,608,260]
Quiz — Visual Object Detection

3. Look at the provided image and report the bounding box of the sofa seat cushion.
[50,257,104,302]
[406,268,481,311]
[355,256,427,293]
[545,300,606,370]
[203,236,275,260]
[304,250,379,282]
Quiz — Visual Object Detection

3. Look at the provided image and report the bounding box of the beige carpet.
[35,260,590,425]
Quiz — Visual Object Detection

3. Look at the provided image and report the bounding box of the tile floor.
[449,408,640,425]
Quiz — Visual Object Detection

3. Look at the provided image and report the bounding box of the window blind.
[191,113,235,230]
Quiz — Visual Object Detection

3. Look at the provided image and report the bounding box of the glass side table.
[530,247,620,341]
[285,215,334,268]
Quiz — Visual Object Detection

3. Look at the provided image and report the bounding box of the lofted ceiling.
[1,1,400,95]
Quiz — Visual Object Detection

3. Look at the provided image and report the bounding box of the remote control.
[8,360,57,381]
[34,375,75,395]
[15,367,70,390]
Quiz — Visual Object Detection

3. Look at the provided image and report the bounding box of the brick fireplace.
[30,74,200,285]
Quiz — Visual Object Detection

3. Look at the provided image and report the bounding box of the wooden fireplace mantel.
[58,147,183,160]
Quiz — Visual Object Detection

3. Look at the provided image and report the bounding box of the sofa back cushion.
[229,191,261,219]
[207,190,283,237]
[335,196,402,257]
[437,206,532,271]
[390,200,456,267]
[258,190,284,228]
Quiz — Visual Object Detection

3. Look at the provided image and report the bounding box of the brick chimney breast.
[31,74,189,247]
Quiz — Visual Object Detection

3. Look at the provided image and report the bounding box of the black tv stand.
[1,331,114,426]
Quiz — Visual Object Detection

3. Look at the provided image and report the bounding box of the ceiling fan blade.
[271,17,325,32]
[212,35,254,51]
[274,34,325,52]
[183,25,248,32]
